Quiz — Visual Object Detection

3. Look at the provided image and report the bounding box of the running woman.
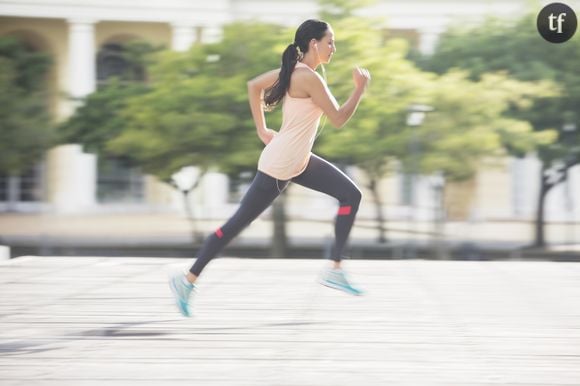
[170,19,371,317]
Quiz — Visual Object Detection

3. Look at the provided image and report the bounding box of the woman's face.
[315,28,336,64]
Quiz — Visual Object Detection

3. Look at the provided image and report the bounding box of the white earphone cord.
[315,63,328,141]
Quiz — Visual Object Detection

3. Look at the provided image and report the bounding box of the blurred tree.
[416,14,579,248]
[415,71,557,179]
[108,23,285,178]
[106,23,289,254]
[59,79,148,156]
[316,1,554,246]
[412,70,556,246]
[58,28,287,251]
[58,41,160,207]
[59,41,160,157]
[0,37,53,175]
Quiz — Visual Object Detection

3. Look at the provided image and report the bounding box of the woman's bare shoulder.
[289,67,325,98]
[293,66,324,84]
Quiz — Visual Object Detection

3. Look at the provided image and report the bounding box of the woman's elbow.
[247,79,260,91]
[329,115,347,129]
[247,82,262,99]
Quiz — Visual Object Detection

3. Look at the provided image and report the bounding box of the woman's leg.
[292,154,362,263]
[188,171,288,279]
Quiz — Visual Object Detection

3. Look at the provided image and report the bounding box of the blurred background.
[0,0,579,260]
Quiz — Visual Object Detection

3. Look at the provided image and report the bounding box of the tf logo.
[537,3,577,43]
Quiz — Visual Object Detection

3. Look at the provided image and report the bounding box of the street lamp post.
[562,115,577,247]
[406,104,434,258]
[431,170,447,259]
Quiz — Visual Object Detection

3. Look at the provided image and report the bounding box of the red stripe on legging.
[215,228,224,238]
[337,206,352,216]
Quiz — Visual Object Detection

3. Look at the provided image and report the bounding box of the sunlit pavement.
[1,256,579,385]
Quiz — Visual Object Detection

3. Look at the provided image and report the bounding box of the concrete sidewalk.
[1,256,580,385]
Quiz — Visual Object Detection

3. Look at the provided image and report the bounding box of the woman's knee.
[341,185,362,209]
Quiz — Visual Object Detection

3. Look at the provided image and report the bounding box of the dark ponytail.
[263,44,300,110]
[264,19,329,109]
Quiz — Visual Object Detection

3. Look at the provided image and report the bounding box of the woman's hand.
[352,67,371,91]
[257,128,277,145]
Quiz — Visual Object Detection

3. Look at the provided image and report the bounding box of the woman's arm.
[304,67,370,129]
[247,69,280,145]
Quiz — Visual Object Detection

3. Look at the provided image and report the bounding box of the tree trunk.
[532,158,579,248]
[368,178,387,243]
[271,193,287,257]
[433,182,448,259]
[171,173,204,245]
[533,165,551,248]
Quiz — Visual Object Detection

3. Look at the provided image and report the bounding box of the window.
[97,43,145,86]
[0,165,43,204]
[19,167,42,202]
[0,175,7,202]
[97,157,144,203]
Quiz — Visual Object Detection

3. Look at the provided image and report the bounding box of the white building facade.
[0,0,578,224]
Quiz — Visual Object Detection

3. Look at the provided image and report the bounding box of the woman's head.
[293,19,334,62]
[264,19,334,108]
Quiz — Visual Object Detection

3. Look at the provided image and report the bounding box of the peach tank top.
[257,62,324,180]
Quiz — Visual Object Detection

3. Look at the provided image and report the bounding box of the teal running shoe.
[169,273,196,317]
[319,268,364,296]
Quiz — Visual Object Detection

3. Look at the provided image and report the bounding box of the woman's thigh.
[291,154,359,201]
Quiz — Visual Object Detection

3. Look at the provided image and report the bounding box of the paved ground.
[1,256,580,385]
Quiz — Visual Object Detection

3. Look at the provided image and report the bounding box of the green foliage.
[315,1,559,184]
[417,71,557,180]
[107,23,288,179]
[0,36,53,175]
[118,41,165,82]
[59,41,161,157]
[418,14,580,164]
[0,36,51,91]
[411,10,577,246]
[61,2,560,188]
[59,80,148,155]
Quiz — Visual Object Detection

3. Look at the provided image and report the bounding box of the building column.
[171,22,198,52]
[198,171,229,218]
[46,144,97,214]
[67,19,96,101]
[0,245,9,260]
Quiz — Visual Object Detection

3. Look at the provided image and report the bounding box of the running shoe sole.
[319,278,364,296]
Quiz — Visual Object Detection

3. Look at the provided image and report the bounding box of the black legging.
[189,154,362,276]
